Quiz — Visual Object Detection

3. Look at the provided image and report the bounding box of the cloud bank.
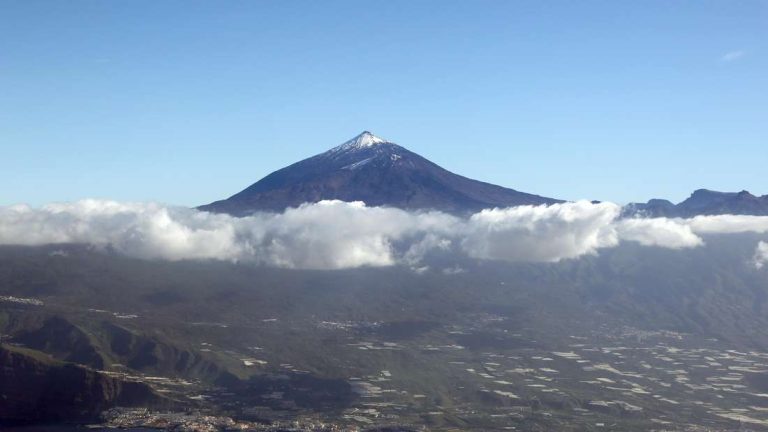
[462,202,620,262]
[755,242,768,269]
[1,199,767,269]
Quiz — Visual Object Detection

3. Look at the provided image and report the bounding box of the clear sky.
[1,1,766,207]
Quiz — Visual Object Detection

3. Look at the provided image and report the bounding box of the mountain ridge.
[199,131,561,215]
[624,188,768,218]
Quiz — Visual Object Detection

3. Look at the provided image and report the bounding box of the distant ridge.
[199,131,562,215]
[624,189,768,217]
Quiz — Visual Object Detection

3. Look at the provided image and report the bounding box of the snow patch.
[333,131,389,152]
[342,157,375,170]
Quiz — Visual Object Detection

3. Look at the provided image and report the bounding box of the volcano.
[199,131,561,215]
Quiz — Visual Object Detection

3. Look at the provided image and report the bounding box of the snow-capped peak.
[335,131,389,151]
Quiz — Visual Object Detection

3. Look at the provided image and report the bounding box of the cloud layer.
[755,242,768,269]
[1,199,767,270]
[462,201,621,262]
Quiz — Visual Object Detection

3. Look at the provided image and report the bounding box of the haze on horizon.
[1,1,766,207]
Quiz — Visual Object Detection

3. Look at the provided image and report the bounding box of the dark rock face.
[624,189,768,218]
[6,315,229,385]
[0,344,166,425]
[199,131,561,216]
[12,316,105,369]
[99,321,226,381]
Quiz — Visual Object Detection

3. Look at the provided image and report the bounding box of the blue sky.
[1,1,766,206]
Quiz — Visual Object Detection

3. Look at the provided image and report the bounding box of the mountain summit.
[335,130,387,149]
[199,131,561,215]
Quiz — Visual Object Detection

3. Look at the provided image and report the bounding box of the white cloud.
[616,217,703,249]
[1,199,768,269]
[685,214,768,234]
[0,200,458,270]
[754,241,768,269]
[721,50,745,62]
[461,201,620,262]
[0,200,246,261]
[245,201,458,269]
